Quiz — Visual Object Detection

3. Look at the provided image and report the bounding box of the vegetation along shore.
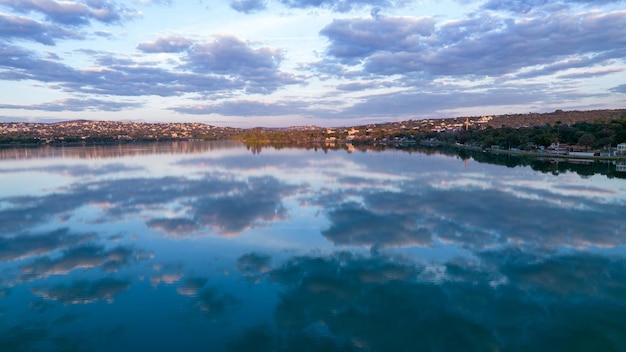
[2,109,626,159]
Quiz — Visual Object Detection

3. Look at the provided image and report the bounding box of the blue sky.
[0,0,625,127]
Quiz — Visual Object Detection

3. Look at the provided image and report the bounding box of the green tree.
[578,134,596,150]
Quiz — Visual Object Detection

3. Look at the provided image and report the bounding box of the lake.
[1,141,626,351]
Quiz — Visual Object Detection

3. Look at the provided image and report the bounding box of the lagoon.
[1,141,626,351]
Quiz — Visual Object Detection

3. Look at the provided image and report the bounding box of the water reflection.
[0,229,96,263]
[18,244,147,282]
[0,140,241,160]
[230,250,626,351]
[32,277,131,304]
[0,141,625,351]
[0,174,295,236]
[320,185,626,251]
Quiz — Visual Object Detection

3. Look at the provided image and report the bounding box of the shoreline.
[481,147,625,161]
[2,138,626,163]
[419,140,626,161]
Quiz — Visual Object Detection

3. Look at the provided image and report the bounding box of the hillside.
[1,109,625,146]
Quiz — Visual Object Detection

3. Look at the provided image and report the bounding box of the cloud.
[182,34,302,94]
[489,250,626,297]
[138,0,173,5]
[481,0,566,14]
[0,35,301,98]
[320,15,435,62]
[265,253,488,349]
[335,80,393,91]
[0,98,143,112]
[252,250,626,350]
[558,68,625,79]
[18,244,147,281]
[610,84,626,94]
[317,84,552,119]
[278,0,404,12]
[303,155,626,251]
[193,287,240,320]
[0,13,82,45]
[32,277,131,304]
[0,163,144,176]
[176,276,208,296]
[1,145,625,348]
[184,35,278,74]
[170,99,310,116]
[0,172,297,237]
[230,0,266,13]
[0,229,97,262]
[2,145,624,250]
[93,30,113,38]
[0,178,138,233]
[137,35,193,53]
[236,252,272,279]
[322,201,433,249]
[19,245,107,281]
[516,59,626,80]
[0,43,227,97]
[177,152,314,171]
[481,0,624,14]
[146,218,200,236]
[317,11,626,79]
[188,176,295,235]
[150,272,183,286]
[0,0,140,26]
[0,0,622,123]
[0,43,92,85]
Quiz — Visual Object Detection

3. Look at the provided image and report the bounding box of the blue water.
[1,141,625,351]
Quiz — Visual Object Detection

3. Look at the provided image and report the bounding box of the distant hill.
[476,109,626,128]
[1,109,625,145]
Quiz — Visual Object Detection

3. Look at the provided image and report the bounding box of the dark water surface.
[1,141,625,351]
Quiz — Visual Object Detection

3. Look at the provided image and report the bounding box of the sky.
[0,0,625,127]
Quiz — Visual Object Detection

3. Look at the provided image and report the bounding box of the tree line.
[435,115,626,150]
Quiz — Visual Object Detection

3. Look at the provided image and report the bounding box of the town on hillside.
[2,109,626,158]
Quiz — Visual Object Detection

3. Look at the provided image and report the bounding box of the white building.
[617,143,626,155]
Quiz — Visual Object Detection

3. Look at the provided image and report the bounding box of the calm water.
[1,141,626,351]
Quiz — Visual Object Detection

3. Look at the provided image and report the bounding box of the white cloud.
[0,0,624,125]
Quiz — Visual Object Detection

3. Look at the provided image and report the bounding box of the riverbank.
[419,140,626,161]
[484,147,625,161]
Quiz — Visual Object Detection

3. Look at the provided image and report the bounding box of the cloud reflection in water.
[0,142,625,351]
[232,249,626,351]
[32,277,131,305]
